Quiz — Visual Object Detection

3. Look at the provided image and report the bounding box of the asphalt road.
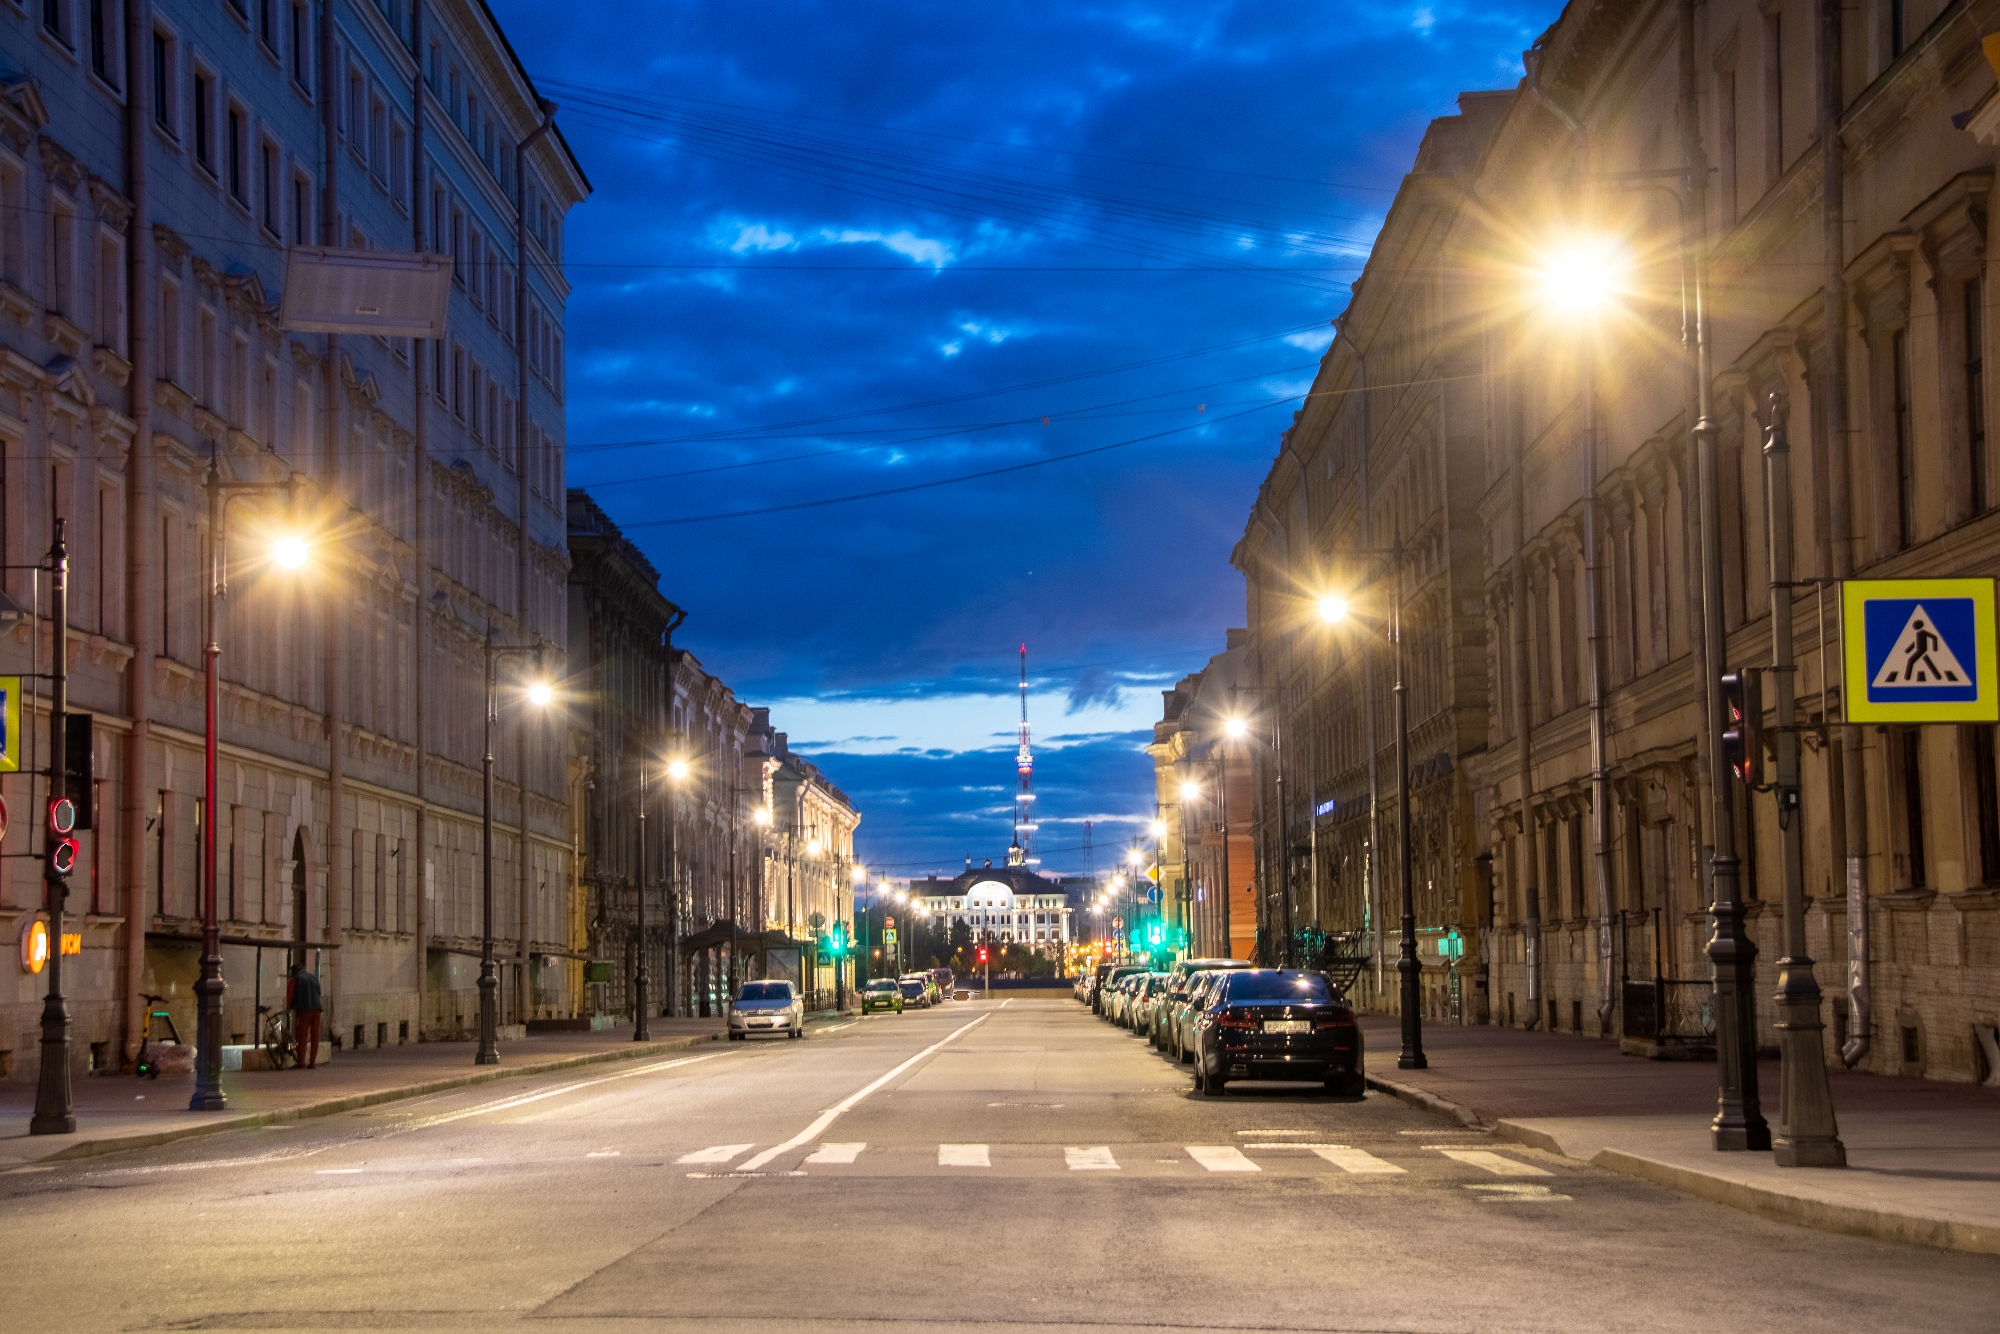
[4,996,1995,1333]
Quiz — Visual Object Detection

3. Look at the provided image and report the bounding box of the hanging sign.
[1842,579,1999,723]
[0,676,18,774]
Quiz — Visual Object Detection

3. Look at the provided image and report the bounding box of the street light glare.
[1180,780,1200,801]
[1541,241,1624,312]
[525,682,553,707]
[667,759,689,781]
[1318,594,1348,624]
[1148,819,1166,838]
[273,536,309,570]
[752,806,772,827]
[1225,716,1247,738]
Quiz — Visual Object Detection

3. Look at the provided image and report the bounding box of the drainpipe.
[120,0,154,1068]
[319,0,344,1023]
[515,100,556,1023]
[411,0,430,1039]
[1818,0,1869,1069]
[1279,432,1316,967]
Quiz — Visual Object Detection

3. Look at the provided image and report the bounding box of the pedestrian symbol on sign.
[1843,579,1999,722]
[1871,605,1969,689]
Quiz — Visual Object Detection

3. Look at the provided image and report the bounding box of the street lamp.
[193,460,306,1113]
[476,627,551,1066]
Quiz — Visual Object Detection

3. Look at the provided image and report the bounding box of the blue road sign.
[1843,579,1999,723]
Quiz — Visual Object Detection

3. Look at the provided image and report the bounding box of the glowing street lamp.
[475,627,551,1066]
[1538,238,1625,313]
[1318,594,1349,624]
[273,535,310,570]
[1224,716,1248,739]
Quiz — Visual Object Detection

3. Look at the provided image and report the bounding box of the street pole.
[1393,546,1426,1069]
[30,523,73,1135]
[1218,744,1232,957]
[634,763,650,1041]
[194,469,229,1110]
[727,801,739,997]
[1763,391,1845,1167]
[478,628,500,1065]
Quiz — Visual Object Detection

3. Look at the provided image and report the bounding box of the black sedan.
[1190,969,1364,1098]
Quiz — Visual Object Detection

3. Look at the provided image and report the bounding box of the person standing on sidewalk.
[287,962,324,1070]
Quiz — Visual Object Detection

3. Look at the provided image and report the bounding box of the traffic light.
[47,796,77,878]
[1720,668,1763,787]
[975,946,989,965]
[824,921,849,958]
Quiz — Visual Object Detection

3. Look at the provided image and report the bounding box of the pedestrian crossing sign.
[1843,578,1999,723]
[0,676,17,773]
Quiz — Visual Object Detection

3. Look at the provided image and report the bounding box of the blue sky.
[489,0,1554,876]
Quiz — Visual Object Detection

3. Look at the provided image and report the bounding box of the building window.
[89,0,118,87]
[1889,0,1907,60]
[261,141,280,234]
[96,229,125,353]
[258,0,277,52]
[49,195,76,317]
[1967,278,1987,513]
[152,30,175,133]
[193,70,215,175]
[292,173,311,245]
[290,2,309,89]
[159,277,181,382]
[1763,8,1784,185]
[1894,327,1915,547]
[226,105,247,202]
[44,0,71,47]
[1974,726,2000,886]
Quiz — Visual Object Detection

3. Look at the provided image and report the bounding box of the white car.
[728,980,805,1040]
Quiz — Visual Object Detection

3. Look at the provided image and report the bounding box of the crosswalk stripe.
[938,1144,990,1167]
[804,1143,866,1164]
[1435,1149,1551,1176]
[1308,1146,1406,1174]
[1065,1146,1119,1171]
[1186,1146,1260,1172]
[676,1143,754,1164]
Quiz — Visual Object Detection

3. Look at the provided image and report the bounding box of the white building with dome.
[910,861,1073,952]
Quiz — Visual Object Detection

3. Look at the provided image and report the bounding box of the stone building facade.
[1233,0,2000,1082]
[0,0,586,1081]
[1148,631,1258,962]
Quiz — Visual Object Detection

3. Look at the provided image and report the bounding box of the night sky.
[488,0,1554,877]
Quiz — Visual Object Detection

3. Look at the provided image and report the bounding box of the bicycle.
[134,993,181,1079]
[257,1004,296,1071]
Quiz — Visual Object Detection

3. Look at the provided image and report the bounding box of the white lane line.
[585,1151,621,1158]
[804,1142,866,1164]
[405,1052,730,1131]
[734,1012,993,1172]
[1186,1146,1260,1172]
[817,1022,858,1034]
[676,1143,755,1164]
[1466,1183,1571,1201]
[939,1144,990,1167]
[1065,1146,1119,1171]
[315,1168,364,1175]
[1434,1148,1552,1177]
[1309,1146,1406,1175]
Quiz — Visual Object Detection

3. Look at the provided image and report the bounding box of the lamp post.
[1178,778,1199,956]
[29,523,74,1135]
[477,627,551,1066]
[1322,549,1425,1069]
[190,465,304,1111]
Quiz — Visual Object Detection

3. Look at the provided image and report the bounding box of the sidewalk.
[1358,1016,2000,1255]
[0,1016,729,1169]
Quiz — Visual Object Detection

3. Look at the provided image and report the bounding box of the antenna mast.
[1010,644,1036,868]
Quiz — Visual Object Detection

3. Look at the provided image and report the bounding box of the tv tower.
[1009,644,1037,867]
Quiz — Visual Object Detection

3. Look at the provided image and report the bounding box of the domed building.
[910,858,1074,953]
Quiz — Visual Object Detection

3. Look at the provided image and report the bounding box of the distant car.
[1190,969,1364,1098]
[902,973,941,1006]
[860,978,904,1013]
[1108,972,1146,1027]
[1153,960,1254,1049]
[898,979,931,1008]
[1128,974,1169,1034]
[932,967,956,998]
[1092,964,1148,1015]
[728,980,804,1040]
[1167,970,1231,1062]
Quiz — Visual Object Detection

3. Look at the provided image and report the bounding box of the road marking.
[315,1168,364,1175]
[1308,1146,1406,1174]
[817,1022,858,1034]
[804,1142,866,1164]
[585,1151,621,1158]
[405,1052,730,1131]
[939,1144,990,1167]
[1186,1146,1260,1172]
[676,1143,754,1164]
[1235,1129,1311,1135]
[734,1012,992,1172]
[1466,1183,1571,1201]
[1065,1146,1119,1171]
[1433,1149,1552,1176]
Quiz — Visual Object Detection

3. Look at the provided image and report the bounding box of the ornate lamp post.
[29,523,74,1135]
[477,628,551,1066]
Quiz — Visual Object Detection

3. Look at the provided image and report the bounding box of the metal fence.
[1618,909,1714,1050]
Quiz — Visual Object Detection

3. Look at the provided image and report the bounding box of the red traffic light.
[48,797,75,836]
[49,835,77,877]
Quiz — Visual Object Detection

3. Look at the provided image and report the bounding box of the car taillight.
[1313,1015,1357,1031]
[1217,1010,1258,1031]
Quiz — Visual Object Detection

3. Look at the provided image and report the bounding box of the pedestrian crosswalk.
[673,1139,1563,1180]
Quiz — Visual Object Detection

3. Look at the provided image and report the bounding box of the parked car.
[1110,972,1148,1027]
[1091,963,1148,1015]
[1167,971,1230,1062]
[902,973,941,1006]
[898,978,932,1008]
[1129,974,1170,1034]
[1190,969,1364,1097]
[860,978,904,1013]
[932,967,956,998]
[1153,959,1255,1050]
[728,980,805,1040]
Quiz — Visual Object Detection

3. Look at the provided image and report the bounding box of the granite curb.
[7,1029,724,1167]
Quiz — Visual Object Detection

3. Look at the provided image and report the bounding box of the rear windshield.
[899,981,924,996]
[863,979,897,991]
[1225,972,1333,1003]
[738,982,793,1001]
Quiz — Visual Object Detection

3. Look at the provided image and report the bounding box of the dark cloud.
[1065,667,1126,715]
[491,0,1552,869]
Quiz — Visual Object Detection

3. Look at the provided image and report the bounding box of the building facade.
[1232,0,2000,1082]
[911,861,1072,953]
[0,0,586,1081]
[1149,630,1259,963]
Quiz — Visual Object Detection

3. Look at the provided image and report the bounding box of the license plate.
[1263,1019,1309,1034]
